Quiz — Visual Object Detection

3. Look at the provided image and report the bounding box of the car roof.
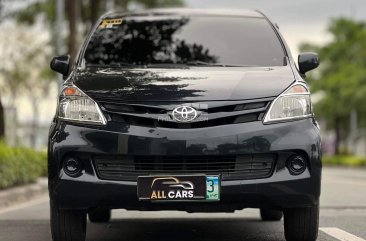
[102,8,265,19]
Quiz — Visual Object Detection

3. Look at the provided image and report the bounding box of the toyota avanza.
[49,8,321,241]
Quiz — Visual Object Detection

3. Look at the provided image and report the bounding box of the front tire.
[260,208,283,221]
[88,207,111,223]
[50,202,86,241]
[284,205,319,241]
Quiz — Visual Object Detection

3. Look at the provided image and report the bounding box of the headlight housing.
[58,85,107,125]
[263,83,312,124]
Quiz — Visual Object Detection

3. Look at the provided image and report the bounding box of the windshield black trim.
[256,10,289,59]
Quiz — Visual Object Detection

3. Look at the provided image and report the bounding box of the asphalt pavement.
[0,167,365,241]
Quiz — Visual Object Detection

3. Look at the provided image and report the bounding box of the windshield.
[83,16,286,67]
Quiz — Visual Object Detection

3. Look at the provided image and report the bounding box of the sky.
[186,0,366,57]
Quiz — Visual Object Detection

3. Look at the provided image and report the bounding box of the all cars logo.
[150,177,194,200]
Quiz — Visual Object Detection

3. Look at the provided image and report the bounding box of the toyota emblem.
[172,106,198,122]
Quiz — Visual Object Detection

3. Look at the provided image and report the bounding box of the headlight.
[58,85,107,125]
[263,83,312,123]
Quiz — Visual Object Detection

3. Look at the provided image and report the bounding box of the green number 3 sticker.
[206,176,220,201]
[207,180,214,193]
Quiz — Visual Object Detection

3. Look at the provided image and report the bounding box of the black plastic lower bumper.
[51,175,319,212]
[48,118,322,212]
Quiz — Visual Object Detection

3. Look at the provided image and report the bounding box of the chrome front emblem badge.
[172,106,198,122]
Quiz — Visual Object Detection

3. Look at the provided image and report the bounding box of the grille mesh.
[94,154,276,181]
[97,99,271,128]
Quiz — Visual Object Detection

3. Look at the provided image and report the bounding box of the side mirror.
[50,54,70,77]
[298,52,319,74]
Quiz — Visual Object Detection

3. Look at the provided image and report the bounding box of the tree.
[300,18,366,154]
[66,0,78,62]
[0,0,184,144]
[0,28,30,141]
[12,0,185,61]
[0,24,53,147]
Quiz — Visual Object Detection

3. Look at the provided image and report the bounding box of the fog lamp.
[287,155,307,175]
[63,157,82,177]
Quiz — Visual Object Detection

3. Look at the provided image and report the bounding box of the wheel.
[260,208,283,221]
[88,207,111,223]
[284,205,319,241]
[50,202,87,241]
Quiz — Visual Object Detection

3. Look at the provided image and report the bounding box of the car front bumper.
[48,118,322,212]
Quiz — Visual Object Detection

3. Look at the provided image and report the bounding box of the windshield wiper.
[86,62,257,68]
[146,63,187,68]
[109,62,146,67]
[186,61,255,67]
[86,63,145,68]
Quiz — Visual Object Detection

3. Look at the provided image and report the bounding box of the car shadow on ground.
[87,218,284,241]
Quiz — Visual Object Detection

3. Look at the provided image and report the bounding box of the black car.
[49,8,321,241]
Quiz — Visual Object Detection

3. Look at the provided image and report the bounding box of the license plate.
[137,175,220,201]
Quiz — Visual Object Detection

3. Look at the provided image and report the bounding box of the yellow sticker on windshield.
[99,18,123,29]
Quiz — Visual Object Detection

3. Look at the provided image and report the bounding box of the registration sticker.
[99,18,123,29]
[206,176,220,201]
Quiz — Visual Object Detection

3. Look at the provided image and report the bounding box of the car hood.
[73,66,295,101]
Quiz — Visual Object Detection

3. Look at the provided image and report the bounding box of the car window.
[83,16,286,67]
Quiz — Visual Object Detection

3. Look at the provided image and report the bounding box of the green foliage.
[132,0,185,8]
[14,0,185,27]
[300,18,366,150]
[0,142,47,189]
[13,1,55,25]
[11,0,185,59]
[323,155,366,166]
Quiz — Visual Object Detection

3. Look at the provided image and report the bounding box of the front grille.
[97,98,273,129]
[94,154,276,181]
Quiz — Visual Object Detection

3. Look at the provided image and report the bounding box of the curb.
[0,178,48,210]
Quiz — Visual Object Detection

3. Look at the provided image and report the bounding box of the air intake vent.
[94,154,276,181]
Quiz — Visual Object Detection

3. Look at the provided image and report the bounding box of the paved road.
[0,167,365,241]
